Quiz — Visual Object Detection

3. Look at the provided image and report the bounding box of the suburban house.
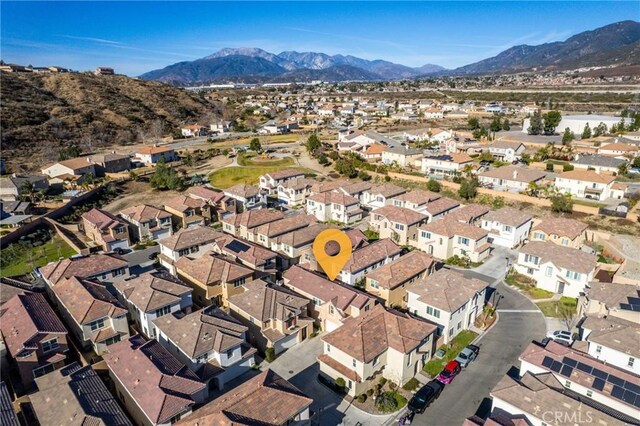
[486,141,526,162]
[369,205,428,245]
[227,281,312,355]
[361,183,406,209]
[364,251,436,307]
[181,124,208,137]
[30,363,132,426]
[477,166,546,192]
[113,271,193,339]
[318,304,437,397]
[571,155,627,174]
[580,315,639,375]
[598,142,639,158]
[362,144,386,161]
[212,235,281,278]
[445,203,490,225]
[0,293,69,387]
[88,153,131,175]
[41,157,96,179]
[135,145,177,164]
[554,170,622,201]
[530,217,588,248]
[223,183,265,212]
[276,177,314,206]
[0,174,49,201]
[417,218,491,262]
[578,282,640,324]
[154,308,257,390]
[259,170,305,194]
[249,213,316,250]
[390,189,441,213]
[283,264,376,332]
[164,195,212,228]
[39,254,130,287]
[514,241,597,297]
[175,253,254,307]
[51,276,129,355]
[275,223,332,264]
[185,186,236,220]
[103,336,207,426]
[381,146,423,168]
[119,204,173,242]
[306,191,363,224]
[81,208,131,251]
[339,238,402,286]
[481,207,533,248]
[423,196,461,222]
[422,153,473,177]
[335,181,373,201]
[158,226,224,273]
[174,369,312,426]
[221,209,284,239]
[406,269,489,343]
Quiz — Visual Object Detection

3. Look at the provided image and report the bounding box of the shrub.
[265,348,276,362]
[546,163,554,171]
[384,175,391,182]
[379,377,388,386]
[357,394,367,403]
[562,164,574,172]
[426,178,441,192]
[402,378,420,391]
[366,389,374,397]
[550,194,573,213]
[376,391,399,413]
[335,377,346,390]
[389,382,397,390]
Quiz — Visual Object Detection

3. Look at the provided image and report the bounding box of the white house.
[481,207,533,249]
[416,219,491,263]
[305,191,363,225]
[381,146,423,168]
[158,226,224,274]
[554,169,621,201]
[259,170,305,194]
[477,166,546,192]
[338,238,402,286]
[361,183,406,209]
[135,145,177,164]
[486,141,526,163]
[513,241,597,298]
[580,316,639,376]
[422,153,473,177]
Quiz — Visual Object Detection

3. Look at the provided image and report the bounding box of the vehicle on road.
[148,251,159,260]
[436,360,461,384]
[546,330,574,345]
[407,380,445,414]
[455,344,480,368]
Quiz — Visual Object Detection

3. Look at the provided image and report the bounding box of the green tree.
[249,138,262,152]
[490,117,502,133]
[561,128,574,145]
[618,162,629,176]
[593,122,607,137]
[632,157,640,168]
[426,178,441,192]
[521,153,532,165]
[542,110,562,134]
[334,159,357,178]
[479,151,494,162]
[581,123,592,139]
[149,159,185,191]
[467,117,480,130]
[550,193,573,213]
[472,126,489,140]
[305,133,322,154]
[527,111,543,135]
[502,119,511,131]
[458,178,479,200]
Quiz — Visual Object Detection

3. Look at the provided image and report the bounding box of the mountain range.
[140,20,640,85]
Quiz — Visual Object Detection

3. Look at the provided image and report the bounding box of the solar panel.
[607,375,625,386]
[562,357,578,367]
[592,368,608,380]
[634,397,640,408]
[542,356,554,368]
[576,362,593,374]
[560,365,574,378]
[624,381,640,393]
[551,361,563,373]
[592,378,606,391]
[226,240,250,253]
[623,390,637,404]
[611,385,625,399]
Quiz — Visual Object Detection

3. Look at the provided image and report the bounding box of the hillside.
[452,20,640,75]
[1,72,214,171]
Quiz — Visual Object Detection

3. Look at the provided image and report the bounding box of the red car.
[436,360,461,384]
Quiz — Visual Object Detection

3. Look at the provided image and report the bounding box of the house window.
[185,210,194,217]
[233,277,246,287]
[595,345,602,354]
[33,363,55,378]
[565,270,580,280]
[407,352,412,366]
[327,344,331,352]
[41,338,59,353]
[370,280,379,289]
[113,268,125,277]
[628,357,635,367]
[329,305,334,315]
[426,306,440,318]
[394,223,404,231]
[457,237,470,246]
[178,249,189,256]
[565,380,571,388]
[545,266,553,277]
[504,225,512,232]
[88,318,106,332]
[104,335,121,346]
[352,358,356,367]
[561,238,569,246]
[154,305,171,318]
[312,297,321,306]
[524,254,539,264]
[533,232,545,240]
[226,348,234,358]
[586,390,593,397]
[457,321,462,330]
[373,356,379,366]
[448,328,453,337]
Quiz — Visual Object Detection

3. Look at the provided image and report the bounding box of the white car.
[546,330,574,345]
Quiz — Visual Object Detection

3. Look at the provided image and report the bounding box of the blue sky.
[2,1,638,75]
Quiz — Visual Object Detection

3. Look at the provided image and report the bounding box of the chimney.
[513,170,518,180]
[86,157,91,163]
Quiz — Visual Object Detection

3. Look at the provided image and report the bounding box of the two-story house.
[275,223,333,264]
[119,204,173,242]
[306,191,363,224]
[175,253,254,307]
[444,203,490,225]
[335,181,372,201]
[248,214,316,250]
[514,241,597,297]
[339,238,402,286]
[364,251,436,307]
[478,166,546,192]
[486,141,525,162]
[51,276,129,355]
[530,217,588,248]
[369,205,428,246]
[81,208,131,252]
[259,170,305,195]
[88,153,131,175]
[319,304,437,397]
[361,183,406,209]
[578,282,640,324]
[422,153,473,177]
[113,272,193,339]
[212,235,281,280]
[389,190,442,213]
[406,269,489,343]
[417,218,491,262]
[481,207,533,248]
[223,184,265,212]
[423,197,461,222]
[221,209,284,239]
[158,226,224,274]
[554,170,620,201]
[186,186,236,220]
[276,177,314,207]
[154,308,257,390]
[164,195,211,228]
[0,293,69,387]
[580,315,639,375]
[381,146,423,168]
[228,281,312,355]
[283,264,376,332]
[135,145,177,164]
[39,254,130,287]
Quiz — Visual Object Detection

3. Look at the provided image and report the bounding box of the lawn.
[504,271,554,300]
[0,235,77,278]
[536,297,577,318]
[237,153,295,167]
[423,330,478,378]
[209,166,311,189]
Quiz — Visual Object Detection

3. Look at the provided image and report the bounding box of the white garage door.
[110,239,129,250]
[274,333,298,355]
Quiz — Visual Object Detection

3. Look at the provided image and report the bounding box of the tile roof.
[103,336,206,425]
[420,218,488,240]
[372,205,427,225]
[322,304,436,363]
[222,209,284,229]
[39,254,128,285]
[310,180,349,194]
[384,145,422,156]
[164,195,206,212]
[175,254,253,285]
[367,183,406,198]
[154,308,249,358]
[483,207,532,227]
[223,183,260,198]
[283,265,374,311]
[264,170,305,181]
[137,145,174,155]
[0,382,19,426]
[582,315,640,358]
[426,153,473,164]
[0,293,67,356]
[557,169,616,184]
[407,268,489,312]
[307,191,359,206]
[599,142,639,152]
[364,144,386,155]
[478,166,546,183]
[253,214,316,238]
[57,157,95,170]
[338,181,373,195]
[277,177,314,191]
[585,282,639,310]
[488,141,524,150]
[53,277,126,325]
[113,272,192,313]
[343,239,401,273]
[119,204,171,222]
[214,235,278,267]
[31,363,132,426]
[519,241,597,274]
[444,203,490,224]
[572,155,626,168]
[532,217,588,240]
[186,186,226,203]
[365,251,435,290]
[228,281,309,322]
[82,208,128,231]
[424,197,460,216]
[175,369,312,426]
[159,226,224,251]
[276,223,333,248]
[394,189,441,205]
[317,354,361,381]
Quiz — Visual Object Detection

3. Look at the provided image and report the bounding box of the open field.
[101,181,182,214]
[1,235,77,278]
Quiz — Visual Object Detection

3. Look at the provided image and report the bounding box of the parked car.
[408,380,445,414]
[546,330,574,345]
[113,247,126,255]
[436,360,461,384]
[148,251,159,260]
[455,344,480,368]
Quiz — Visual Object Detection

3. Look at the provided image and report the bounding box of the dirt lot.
[101,181,182,214]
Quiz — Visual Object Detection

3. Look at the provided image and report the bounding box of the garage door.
[274,333,298,355]
[325,320,341,333]
[110,239,129,250]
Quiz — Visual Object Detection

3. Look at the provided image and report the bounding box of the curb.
[472,311,500,345]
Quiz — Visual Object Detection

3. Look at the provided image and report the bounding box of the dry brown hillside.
[1,72,215,171]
